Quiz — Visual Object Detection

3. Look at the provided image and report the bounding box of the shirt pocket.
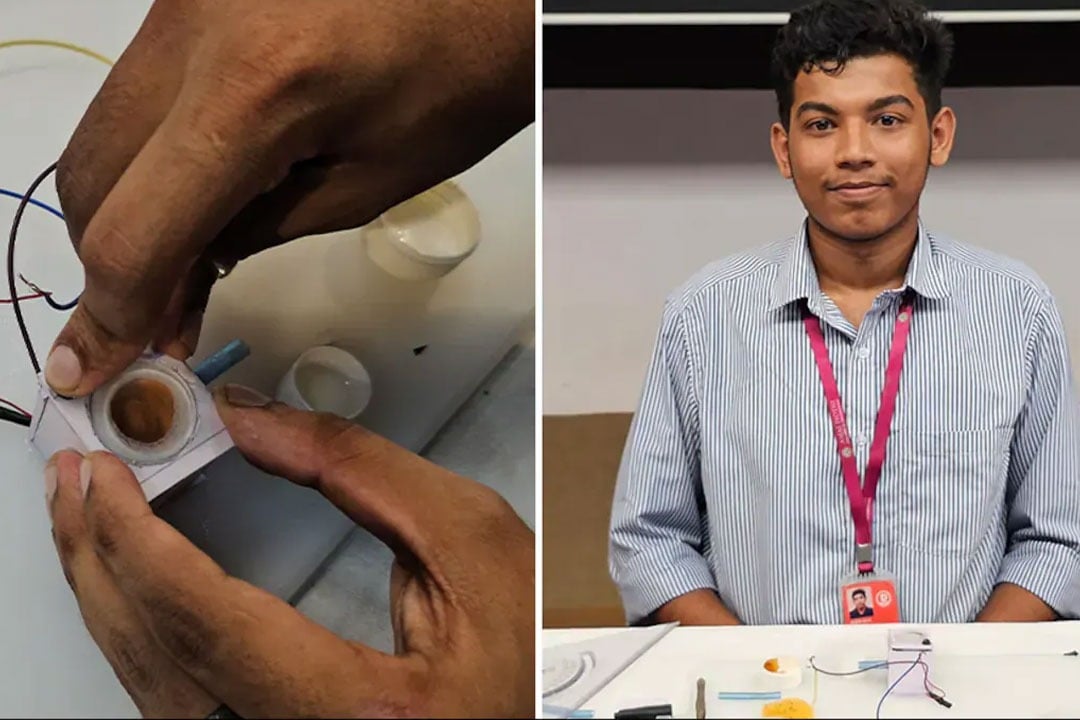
[880,427,1011,556]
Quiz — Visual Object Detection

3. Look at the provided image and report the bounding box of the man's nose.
[836,122,875,169]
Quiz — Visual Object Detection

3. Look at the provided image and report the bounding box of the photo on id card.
[840,576,900,624]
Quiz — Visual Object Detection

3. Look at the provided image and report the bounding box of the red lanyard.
[802,294,914,575]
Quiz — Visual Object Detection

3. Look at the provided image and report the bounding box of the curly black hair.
[770,0,954,130]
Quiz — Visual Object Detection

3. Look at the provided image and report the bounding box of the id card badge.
[840,573,901,624]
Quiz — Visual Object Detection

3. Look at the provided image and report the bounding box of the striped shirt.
[609,220,1080,625]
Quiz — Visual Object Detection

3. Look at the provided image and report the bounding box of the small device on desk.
[28,351,237,503]
[613,704,672,719]
[886,629,933,696]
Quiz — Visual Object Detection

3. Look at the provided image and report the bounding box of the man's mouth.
[829,181,888,199]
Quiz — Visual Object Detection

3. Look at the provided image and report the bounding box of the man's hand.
[976,582,1059,622]
[648,589,742,626]
[43,385,535,718]
[47,0,533,397]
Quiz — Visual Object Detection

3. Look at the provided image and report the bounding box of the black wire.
[8,162,59,375]
[43,292,79,311]
[18,273,81,312]
[0,407,31,427]
[0,398,29,417]
[809,655,948,700]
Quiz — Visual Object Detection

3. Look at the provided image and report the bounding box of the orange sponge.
[761,698,814,719]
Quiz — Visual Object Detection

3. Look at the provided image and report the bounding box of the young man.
[849,589,873,620]
[609,0,1080,626]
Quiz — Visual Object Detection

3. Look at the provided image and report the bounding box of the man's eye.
[808,119,833,131]
[878,114,902,127]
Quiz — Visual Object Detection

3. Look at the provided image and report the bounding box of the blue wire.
[0,187,80,309]
[42,291,78,310]
[0,188,64,221]
[874,656,922,719]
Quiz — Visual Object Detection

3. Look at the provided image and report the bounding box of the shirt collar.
[768,218,951,311]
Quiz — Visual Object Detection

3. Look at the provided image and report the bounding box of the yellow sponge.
[761,697,814,719]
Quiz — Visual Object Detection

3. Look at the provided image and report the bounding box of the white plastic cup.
[362,180,481,281]
[275,346,372,420]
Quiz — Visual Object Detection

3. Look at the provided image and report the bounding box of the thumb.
[212,384,486,575]
[44,302,148,399]
[46,87,290,397]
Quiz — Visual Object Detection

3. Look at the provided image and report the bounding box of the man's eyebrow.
[795,95,916,118]
[868,94,915,112]
[796,101,838,117]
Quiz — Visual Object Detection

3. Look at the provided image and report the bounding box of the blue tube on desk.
[716,691,782,701]
[193,339,251,385]
[541,705,594,718]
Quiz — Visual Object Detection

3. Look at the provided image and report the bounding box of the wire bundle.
[7,162,61,376]
[808,655,951,719]
[0,401,30,426]
[0,38,113,428]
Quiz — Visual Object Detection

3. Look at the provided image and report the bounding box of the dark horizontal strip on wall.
[545,1,1080,11]
[544,22,1080,88]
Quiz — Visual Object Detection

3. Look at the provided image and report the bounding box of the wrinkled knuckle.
[85,480,128,558]
[59,302,129,368]
[51,525,78,565]
[92,521,121,557]
[472,485,518,527]
[150,596,218,670]
[80,223,141,285]
[248,23,325,97]
[315,414,372,461]
[107,628,159,698]
[211,20,325,112]
[78,226,153,337]
[51,529,80,592]
[465,485,531,561]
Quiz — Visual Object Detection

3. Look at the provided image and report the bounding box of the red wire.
[0,397,30,417]
[0,291,45,304]
[0,281,46,418]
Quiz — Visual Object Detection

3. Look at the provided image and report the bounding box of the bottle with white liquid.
[362,180,481,281]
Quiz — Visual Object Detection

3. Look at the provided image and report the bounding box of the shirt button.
[857,433,868,446]
[857,347,871,360]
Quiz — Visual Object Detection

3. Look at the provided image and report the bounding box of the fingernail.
[79,457,93,498]
[45,345,82,393]
[222,383,271,408]
[44,463,58,504]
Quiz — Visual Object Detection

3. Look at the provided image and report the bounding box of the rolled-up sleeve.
[609,297,715,624]
[998,294,1080,619]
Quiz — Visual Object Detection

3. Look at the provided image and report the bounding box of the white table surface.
[542,623,1080,719]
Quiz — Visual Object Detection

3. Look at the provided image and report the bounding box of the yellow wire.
[0,39,113,67]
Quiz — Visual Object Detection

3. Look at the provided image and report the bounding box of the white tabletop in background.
[543,623,1080,719]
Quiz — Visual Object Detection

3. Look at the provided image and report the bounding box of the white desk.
[542,623,1080,719]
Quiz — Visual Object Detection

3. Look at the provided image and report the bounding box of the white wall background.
[543,86,1080,415]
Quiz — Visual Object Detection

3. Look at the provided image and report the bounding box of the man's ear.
[770,122,793,179]
[929,106,956,168]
